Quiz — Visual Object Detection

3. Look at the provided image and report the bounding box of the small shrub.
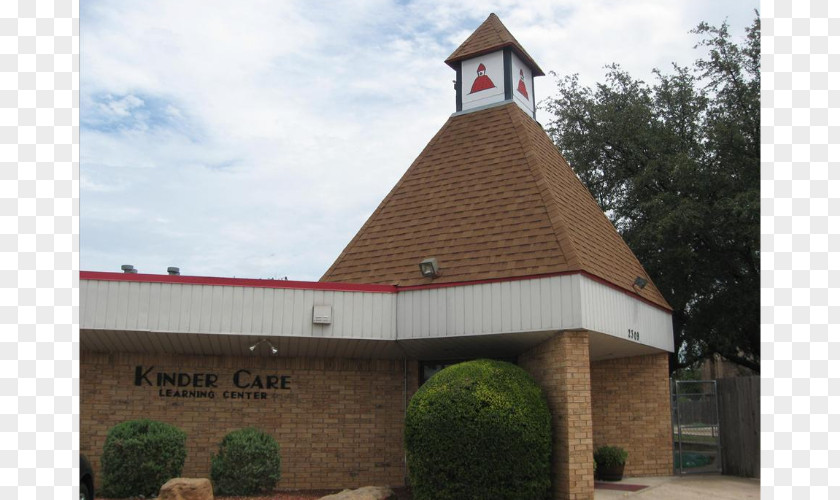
[405,359,551,500]
[211,427,281,495]
[99,419,187,498]
[594,445,628,467]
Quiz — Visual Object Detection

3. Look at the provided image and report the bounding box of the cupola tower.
[445,13,544,118]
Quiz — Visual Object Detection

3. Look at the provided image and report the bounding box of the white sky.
[81,0,759,281]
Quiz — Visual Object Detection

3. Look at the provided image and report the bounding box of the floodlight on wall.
[249,339,278,355]
[419,257,440,278]
[633,276,648,291]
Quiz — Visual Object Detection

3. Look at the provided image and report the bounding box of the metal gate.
[671,380,722,474]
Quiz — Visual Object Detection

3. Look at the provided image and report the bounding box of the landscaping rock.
[318,486,395,500]
[158,478,214,500]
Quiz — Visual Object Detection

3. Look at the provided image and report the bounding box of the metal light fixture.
[419,257,440,278]
[249,339,278,355]
[633,276,648,290]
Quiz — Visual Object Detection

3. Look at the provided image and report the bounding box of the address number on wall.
[627,329,640,341]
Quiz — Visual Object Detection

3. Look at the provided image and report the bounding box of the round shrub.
[211,427,281,495]
[405,359,552,500]
[594,445,628,467]
[100,419,187,498]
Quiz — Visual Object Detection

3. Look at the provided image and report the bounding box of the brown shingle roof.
[445,13,545,76]
[321,103,671,310]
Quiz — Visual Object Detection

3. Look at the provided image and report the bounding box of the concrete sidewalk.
[595,474,759,499]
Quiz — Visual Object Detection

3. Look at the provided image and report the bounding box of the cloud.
[81,0,759,280]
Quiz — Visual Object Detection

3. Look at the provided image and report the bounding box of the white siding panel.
[479,285,491,334]
[176,285,190,332]
[157,283,171,331]
[571,275,582,328]
[395,290,407,338]
[87,276,682,346]
[270,288,285,336]
[529,279,541,330]
[197,285,212,333]
[385,294,396,339]
[146,283,161,331]
[135,282,149,330]
[519,280,532,331]
[337,291,351,337]
[300,289,312,336]
[281,288,295,335]
[463,286,474,334]
[437,288,448,337]
[539,278,552,330]
[230,287,244,333]
[240,287,254,333]
[510,280,521,330]
[549,277,563,327]
[396,275,582,340]
[579,276,673,352]
[290,289,303,336]
[370,292,382,338]
[361,292,373,337]
[84,281,100,328]
[252,287,267,334]
[208,285,223,333]
[103,281,118,328]
[499,283,510,333]
[190,286,204,331]
[81,280,397,341]
[219,286,234,333]
[122,282,136,330]
[454,287,465,335]
[350,292,363,337]
[420,290,431,337]
[491,282,502,333]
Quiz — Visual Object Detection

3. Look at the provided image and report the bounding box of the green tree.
[544,14,759,373]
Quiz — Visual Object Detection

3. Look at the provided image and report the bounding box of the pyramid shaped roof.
[445,13,544,76]
[321,103,670,310]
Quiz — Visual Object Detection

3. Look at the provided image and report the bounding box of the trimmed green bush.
[405,359,552,500]
[594,445,628,467]
[211,427,281,495]
[99,419,187,498]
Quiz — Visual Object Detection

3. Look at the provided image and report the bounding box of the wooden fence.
[716,376,760,477]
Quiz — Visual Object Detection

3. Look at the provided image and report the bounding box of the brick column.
[519,331,594,500]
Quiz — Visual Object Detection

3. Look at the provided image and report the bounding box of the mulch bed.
[99,487,413,500]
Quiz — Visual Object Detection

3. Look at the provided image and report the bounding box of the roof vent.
[167,267,180,276]
[121,264,137,274]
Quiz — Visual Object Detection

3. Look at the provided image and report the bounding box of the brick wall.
[590,352,673,476]
[81,351,418,490]
[519,331,594,500]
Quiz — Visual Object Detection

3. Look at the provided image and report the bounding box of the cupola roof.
[445,13,544,76]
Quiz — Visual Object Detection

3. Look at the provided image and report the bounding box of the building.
[81,14,674,500]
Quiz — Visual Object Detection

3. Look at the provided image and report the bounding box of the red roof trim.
[80,270,670,313]
[79,271,397,293]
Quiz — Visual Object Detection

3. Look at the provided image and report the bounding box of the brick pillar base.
[519,331,594,500]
